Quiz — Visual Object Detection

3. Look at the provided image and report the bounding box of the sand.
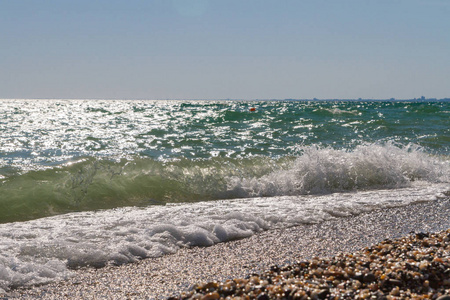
[4,198,450,299]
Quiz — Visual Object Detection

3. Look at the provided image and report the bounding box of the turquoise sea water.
[0,99,449,223]
[0,99,449,291]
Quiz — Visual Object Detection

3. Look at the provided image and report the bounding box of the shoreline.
[5,198,450,299]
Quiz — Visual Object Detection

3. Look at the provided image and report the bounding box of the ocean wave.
[0,143,448,223]
[227,143,448,197]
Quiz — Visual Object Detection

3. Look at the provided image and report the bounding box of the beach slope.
[6,199,450,299]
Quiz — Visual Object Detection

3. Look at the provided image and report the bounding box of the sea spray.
[228,143,449,197]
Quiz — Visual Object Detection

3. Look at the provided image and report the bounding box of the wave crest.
[227,143,448,197]
[0,143,448,223]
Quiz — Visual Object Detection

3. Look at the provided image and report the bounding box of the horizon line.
[1,97,449,102]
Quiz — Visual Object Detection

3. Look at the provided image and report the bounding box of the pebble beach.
[3,198,450,300]
[179,229,450,300]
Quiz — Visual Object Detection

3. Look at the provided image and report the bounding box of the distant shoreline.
[0,98,449,102]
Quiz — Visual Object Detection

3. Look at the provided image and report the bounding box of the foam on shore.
[6,198,449,299]
[0,182,447,293]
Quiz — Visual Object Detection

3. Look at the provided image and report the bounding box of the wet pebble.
[171,229,450,299]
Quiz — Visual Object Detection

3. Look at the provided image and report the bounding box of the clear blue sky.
[1,0,449,100]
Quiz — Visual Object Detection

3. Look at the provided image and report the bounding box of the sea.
[0,99,449,292]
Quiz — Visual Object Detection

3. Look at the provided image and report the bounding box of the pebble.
[170,229,450,299]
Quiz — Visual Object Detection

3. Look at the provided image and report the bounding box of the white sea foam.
[227,143,449,197]
[0,182,448,291]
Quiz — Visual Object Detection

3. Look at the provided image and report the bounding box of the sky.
[1,0,449,100]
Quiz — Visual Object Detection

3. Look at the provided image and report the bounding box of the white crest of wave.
[227,143,449,197]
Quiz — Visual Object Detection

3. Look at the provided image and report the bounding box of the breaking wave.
[0,143,448,223]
